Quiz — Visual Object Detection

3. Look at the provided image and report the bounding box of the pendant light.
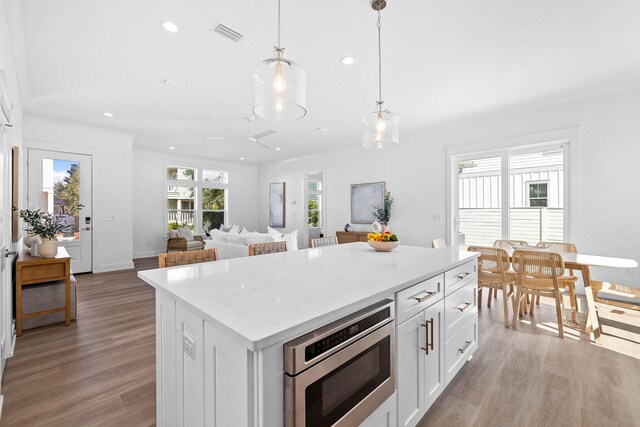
[253,0,307,121]
[362,0,399,149]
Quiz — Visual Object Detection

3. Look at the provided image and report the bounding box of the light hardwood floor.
[1,258,639,426]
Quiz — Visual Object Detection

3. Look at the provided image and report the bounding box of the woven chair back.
[537,241,577,253]
[309,236,338,248]
[512,249,565,291]
[159,248,219,268]
[248,241,288,256]
[468,246,510,274]
[494,239,528,250]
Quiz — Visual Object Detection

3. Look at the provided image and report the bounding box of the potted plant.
[14,206,82,258]
[373,191,394,233]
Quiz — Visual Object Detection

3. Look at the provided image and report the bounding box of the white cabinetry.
[396,299,444,427]
[396,260,478,427]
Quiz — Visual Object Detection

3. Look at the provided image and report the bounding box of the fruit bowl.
[368,240,400,252]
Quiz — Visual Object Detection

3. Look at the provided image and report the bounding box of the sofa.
[203,226,298,260]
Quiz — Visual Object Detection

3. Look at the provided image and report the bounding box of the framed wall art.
[350,182,385,224]
[269,182,286,228]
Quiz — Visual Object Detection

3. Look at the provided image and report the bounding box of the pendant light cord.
[275,0,284,58]
[377,10,383,114]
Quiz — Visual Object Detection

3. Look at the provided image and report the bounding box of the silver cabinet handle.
[458,340,472,354]
[457,272,471,280]
[456,302,472,312]
[414,290,437,303]
[421,318,434,354]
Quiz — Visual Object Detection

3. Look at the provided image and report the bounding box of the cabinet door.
[423,299,445,410]
[396,311,425,427]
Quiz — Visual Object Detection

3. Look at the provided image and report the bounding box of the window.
[166,166,228,233]
[528,182,548,207]
[454,144,567,246]
[306,179,322,228]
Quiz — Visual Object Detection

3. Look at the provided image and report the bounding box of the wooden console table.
[336,231,370,244]
[15,247,71,336]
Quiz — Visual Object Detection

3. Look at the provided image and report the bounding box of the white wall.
[259,85,640,286]
[132,147,259,258]
[23,116,135,272]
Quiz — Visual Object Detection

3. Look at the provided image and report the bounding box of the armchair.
[167,229,205,252]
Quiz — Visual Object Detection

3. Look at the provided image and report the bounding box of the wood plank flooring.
[1,258,639,426]
[0,258,157,426]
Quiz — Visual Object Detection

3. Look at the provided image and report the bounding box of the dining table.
[464,245,638,343]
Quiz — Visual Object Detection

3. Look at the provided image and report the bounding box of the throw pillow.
[219,224,232,233]
[210,229,227,242]
[228,224,241,234]
[169,230,179,238]
[282,229,299,251]
[177,227,195,241]
[267,226,284,242]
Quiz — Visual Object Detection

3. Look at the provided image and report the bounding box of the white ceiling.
[19,0,640,163]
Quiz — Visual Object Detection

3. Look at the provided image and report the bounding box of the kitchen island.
[139,242,479,426]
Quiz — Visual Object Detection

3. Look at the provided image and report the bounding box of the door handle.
[4,249,17,258]
[83,227,91,231]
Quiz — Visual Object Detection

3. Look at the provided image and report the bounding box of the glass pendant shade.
[362,108,399,149]
[253,53,307,121]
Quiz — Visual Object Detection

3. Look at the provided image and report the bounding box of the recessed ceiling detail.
[210,22,244,43]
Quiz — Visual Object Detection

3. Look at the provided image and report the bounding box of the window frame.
[527,180,549,207]
[446,127,579,246]
[165,163,229,234]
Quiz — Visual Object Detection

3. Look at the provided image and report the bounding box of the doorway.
[27,149,93,273]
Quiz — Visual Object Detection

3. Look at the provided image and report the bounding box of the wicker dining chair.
[511,250,578,338]
[158,248,219,268]
[494,239,529,250]
[309,236,339,248]
[248,241,288,256]
[535,242,579,318]
[468,246,517,326]
[432,238,447,249]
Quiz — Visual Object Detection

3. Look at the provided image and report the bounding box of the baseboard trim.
[93,261,135,273]
[133,250,161,259]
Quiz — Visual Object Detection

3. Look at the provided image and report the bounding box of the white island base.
[140,243,479,426]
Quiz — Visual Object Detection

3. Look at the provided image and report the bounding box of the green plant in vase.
[373,192,394,232]
[14,205,83,258]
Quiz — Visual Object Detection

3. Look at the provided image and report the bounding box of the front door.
[28,149,93,273]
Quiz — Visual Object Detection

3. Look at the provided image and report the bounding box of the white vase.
[39,238,58,258]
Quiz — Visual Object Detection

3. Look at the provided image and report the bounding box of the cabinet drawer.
[444,316,478,386]
[396,274,443,324]
[445,260,477,295]
[444,283,477,341]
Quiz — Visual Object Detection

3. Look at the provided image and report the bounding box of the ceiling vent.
[211,22,244,43]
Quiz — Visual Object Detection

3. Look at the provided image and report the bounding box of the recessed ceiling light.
[103,112,113,117]
[275,147,281,151]
[341,56,355,65]
[315,127,329,132]
[240,157,245,160]
[162,21,179,33]
[169,146,175,150]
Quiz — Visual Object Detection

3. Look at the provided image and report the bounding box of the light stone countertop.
[138,243,479,351]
